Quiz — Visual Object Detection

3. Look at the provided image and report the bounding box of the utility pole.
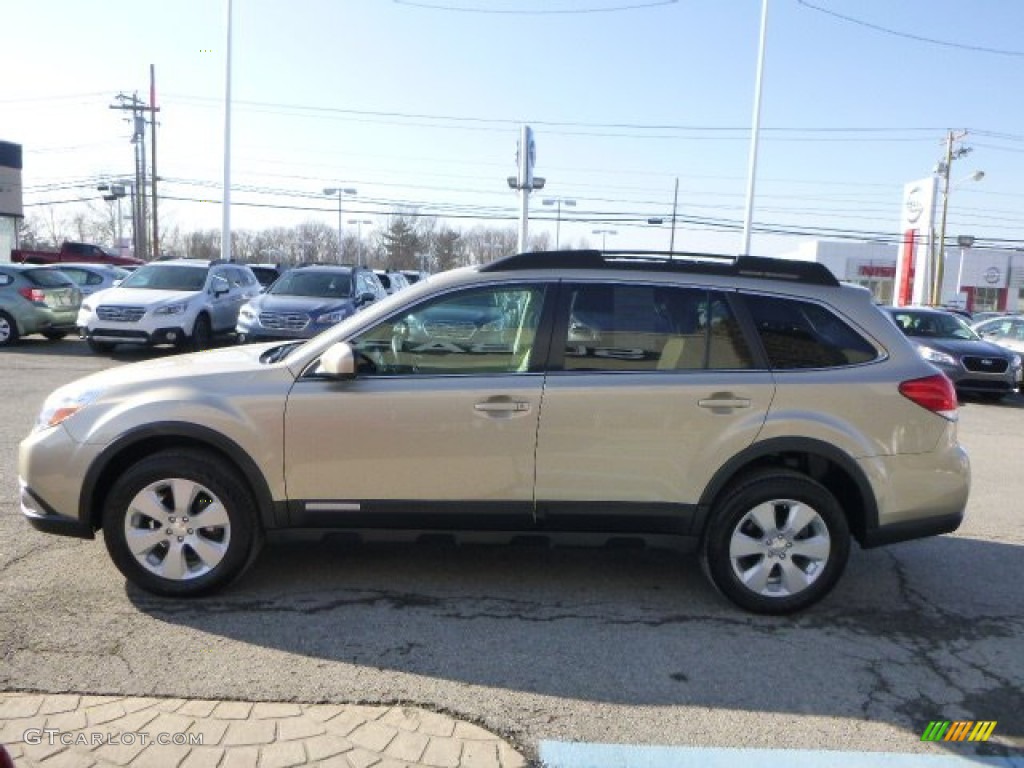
[932,130,971,305]
[150,65,160,259]
[110,88,159,260]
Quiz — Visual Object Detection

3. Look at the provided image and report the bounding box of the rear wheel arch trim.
[80,422,278,533]
[695,437,878,542]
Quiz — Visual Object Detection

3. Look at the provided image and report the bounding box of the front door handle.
[698,394,751,410]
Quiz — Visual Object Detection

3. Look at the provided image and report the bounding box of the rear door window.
[560,283,755,372]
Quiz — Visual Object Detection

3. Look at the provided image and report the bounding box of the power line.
[392,0,678,14]
[796,1,1024,57]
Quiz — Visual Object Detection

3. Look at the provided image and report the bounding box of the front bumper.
[82,325,188,346]
[18,423,97,539]
[20,479,93,539]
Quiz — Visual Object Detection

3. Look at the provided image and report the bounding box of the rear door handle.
[474,400,531,413]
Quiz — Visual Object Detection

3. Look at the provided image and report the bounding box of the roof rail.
[478,249,839,286]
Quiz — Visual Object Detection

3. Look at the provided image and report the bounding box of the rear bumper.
[860,509,964,549]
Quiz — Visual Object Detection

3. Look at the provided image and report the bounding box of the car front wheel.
[701,469,850,614]
[102,450,262,596]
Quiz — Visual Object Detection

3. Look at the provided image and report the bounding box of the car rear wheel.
[102,450,262,597]
[701,469,850,614]
[0,312,19,347]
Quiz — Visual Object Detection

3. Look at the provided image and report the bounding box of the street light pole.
[324,186,357,261]
[347,218,372,267]
[542,197,576,249]
[592,228,617,250]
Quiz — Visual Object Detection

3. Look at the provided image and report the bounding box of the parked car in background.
[972,314,1024,356]
[247,262,288,291]
[373,269,411,295]
[21,250,971,614]
[0,263,82,346]
[400,269,428,285]
[41,263,130,297]
[970,310,1019,324]
[882,306,1022,401]
[236,264,387,343]
[77,259,261,353]
[12,240,143,267]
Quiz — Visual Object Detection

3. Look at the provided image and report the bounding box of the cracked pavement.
[2,339,1022,763]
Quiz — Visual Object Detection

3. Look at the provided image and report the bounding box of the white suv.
[78,259,260,353]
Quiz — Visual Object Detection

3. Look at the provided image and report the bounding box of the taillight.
[899,374,958,420]
[19,287,46,303]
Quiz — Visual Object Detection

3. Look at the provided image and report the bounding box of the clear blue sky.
[4,0,1024,256]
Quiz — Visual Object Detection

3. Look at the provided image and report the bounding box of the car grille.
[424,322,476,341]
[259,312,309,331]
[962,356,1009,374]
[97,306,146,323]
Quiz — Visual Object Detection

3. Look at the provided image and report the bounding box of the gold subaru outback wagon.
[19,250,970,614]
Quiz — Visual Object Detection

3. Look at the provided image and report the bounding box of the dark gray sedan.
[882,306,1022,401]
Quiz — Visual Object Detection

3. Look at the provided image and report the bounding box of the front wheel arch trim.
[80,422,278,534]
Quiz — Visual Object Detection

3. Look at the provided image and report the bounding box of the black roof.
[479,250,840,287]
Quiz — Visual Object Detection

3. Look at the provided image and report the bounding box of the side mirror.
[211,276,230,296]
[319,342,356,379]
[357,291,376,306]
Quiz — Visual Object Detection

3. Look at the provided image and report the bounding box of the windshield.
[120,264,209,291]
[892,311,980,341]
[269,271,352,298]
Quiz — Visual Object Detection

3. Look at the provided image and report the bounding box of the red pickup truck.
[12,241,144,267]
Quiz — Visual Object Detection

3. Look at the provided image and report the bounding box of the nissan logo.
[905,189,924,224]
[985,267,1001,285]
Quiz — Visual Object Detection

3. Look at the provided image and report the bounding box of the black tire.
[0,311,19,347]
[87,338,116,354]
[42,330,67,341]
[190,314,212,352]
[701,469,850,615]
[101,450,263,597]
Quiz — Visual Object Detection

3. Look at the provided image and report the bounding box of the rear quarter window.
[743,294,878,369]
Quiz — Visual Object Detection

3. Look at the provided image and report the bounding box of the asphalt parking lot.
[1,337,1023,763]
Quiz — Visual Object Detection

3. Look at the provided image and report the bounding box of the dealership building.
[0,141,22,262]
[782,239,1024,314]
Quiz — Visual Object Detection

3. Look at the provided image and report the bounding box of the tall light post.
[954,234,975,309]
[932,163,984,305]
[347,218,372,266]
[323,186,357,261]
[592,228,617,250]
[542,197,576,249]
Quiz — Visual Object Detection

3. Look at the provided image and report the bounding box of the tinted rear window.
[744,294,878,369]
[24,269,73,288]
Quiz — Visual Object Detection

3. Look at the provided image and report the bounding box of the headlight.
[916,345,956,367]
[239,306,258,321]
[80,301,94,313]
[316,310,347,325]
[479,319,504,332]
[154,302,187,316]
[36,388,101,431]
[1011,354,1022,368]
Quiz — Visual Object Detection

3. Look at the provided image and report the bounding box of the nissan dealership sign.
[894,176,937,306]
